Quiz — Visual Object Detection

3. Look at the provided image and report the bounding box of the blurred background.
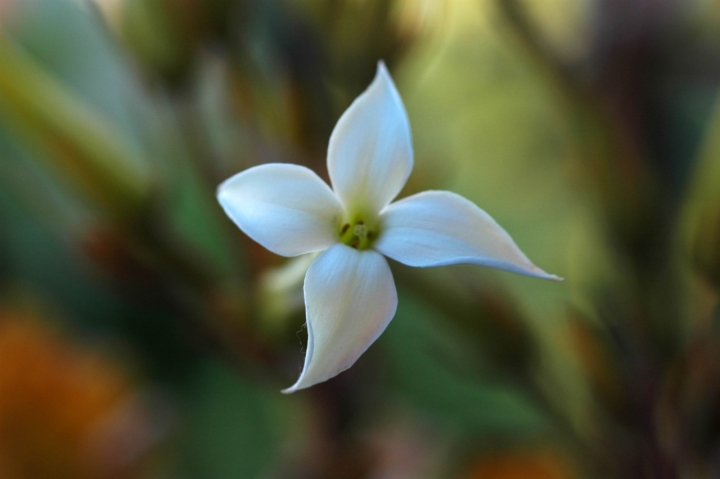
[1,0,720,477]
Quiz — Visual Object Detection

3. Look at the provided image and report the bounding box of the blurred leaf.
[0,191,199,384]
[158,120,241,280]
[181,360,281,479]
[10,0,154,143]
[402,3,590,426]
[0,34,150,219]
[383,292,548,436]
[0,125,88,235]
[120,0,190,79]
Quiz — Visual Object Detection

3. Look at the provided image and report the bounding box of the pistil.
[339,219,377,250]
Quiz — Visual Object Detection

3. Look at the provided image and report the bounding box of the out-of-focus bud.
[0,35,151,221]
[257,252,318,335]
[0,309,159,479]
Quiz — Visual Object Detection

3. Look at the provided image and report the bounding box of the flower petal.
[327,61,413,215]
[283,244,398,393]
[375,191,562,280]
[217,163,343,257]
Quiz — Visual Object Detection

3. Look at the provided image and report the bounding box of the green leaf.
[0,34,150,219]
[181,361,281,479]
[382,292,548,436]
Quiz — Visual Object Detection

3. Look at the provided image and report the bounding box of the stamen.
[339,218,379,250]
[353,224,368,237]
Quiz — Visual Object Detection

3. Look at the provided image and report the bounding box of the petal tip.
[215,173,235,201]
[281,375,314,394]
[530,265,564,282]
[280,385,298,394]
[376,59,389,76]
[373,59,396,92]
[530,266,563,281]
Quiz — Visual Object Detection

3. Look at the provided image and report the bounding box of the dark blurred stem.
[134,97,287,377]
[519,375,616,479]
[134,212,284,377]
[491,0,586,106]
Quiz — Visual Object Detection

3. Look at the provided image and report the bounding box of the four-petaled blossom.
[218,62,562,393]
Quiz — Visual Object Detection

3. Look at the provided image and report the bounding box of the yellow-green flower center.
[339,218,378,250]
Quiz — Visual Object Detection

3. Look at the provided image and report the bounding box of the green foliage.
[181,361,281,479]
[384,292,548,436]
[1,0,720,477]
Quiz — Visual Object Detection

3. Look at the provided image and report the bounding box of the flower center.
[339,218,378,250]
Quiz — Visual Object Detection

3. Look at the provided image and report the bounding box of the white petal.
[327,61,413,215]
[283,244,398,393]
[375,191,562,280]
[217,164,343,257]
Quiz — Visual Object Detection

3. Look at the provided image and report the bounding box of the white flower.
[218,62,561,393]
